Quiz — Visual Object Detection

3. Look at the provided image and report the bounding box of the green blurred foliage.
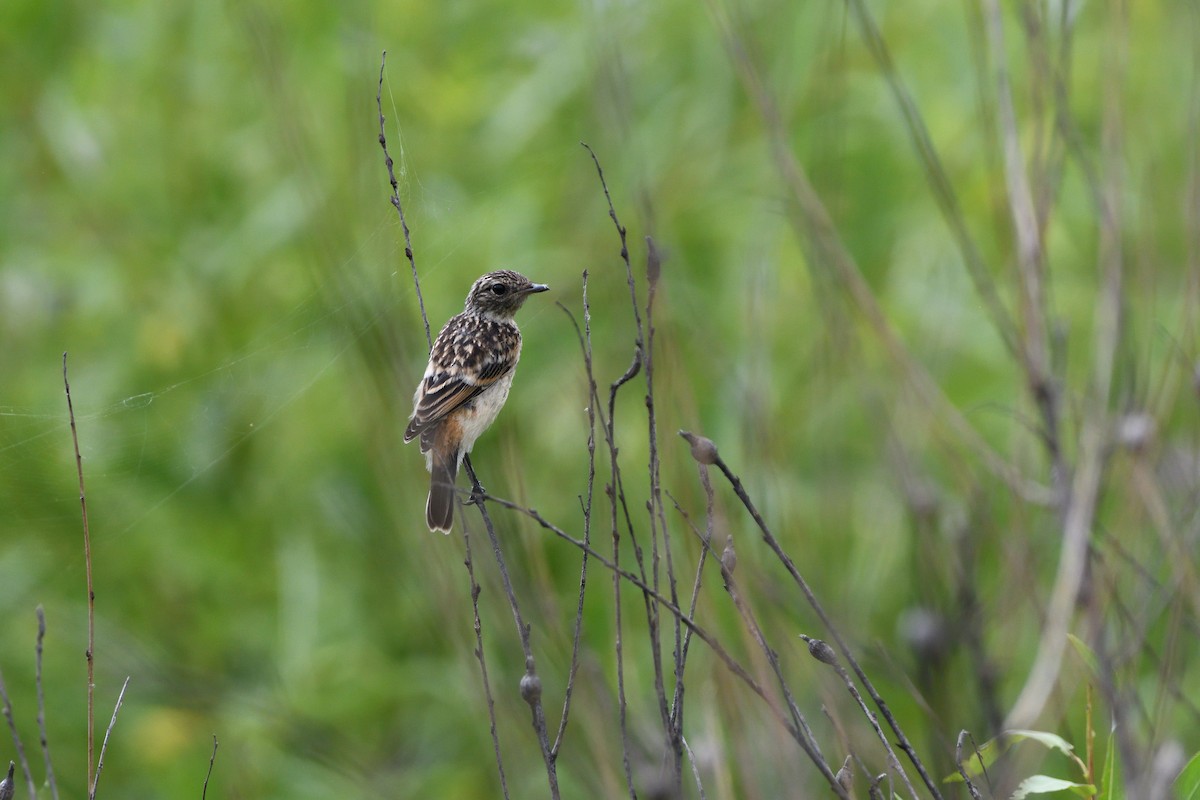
[2,0,1198,797]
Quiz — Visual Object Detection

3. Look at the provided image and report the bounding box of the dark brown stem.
[376,51,431,350]
[63,352,96,793]
[953,730,985,800]
[802,635,922,800]
[691,433,944,800]
[663,484,710,735]
[667,475,843,797]
[583,142,682,788]
[549,278,598,759]
[461,525,511,799]
[35,607,58,800]
[202,735,218,800]
[89,677,129,800]
[0,671,36,799]
[462,457,560,800]
[603,351,642,799]
[478,491,806,743]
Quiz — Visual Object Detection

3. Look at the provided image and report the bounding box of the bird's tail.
[426,451,458,533]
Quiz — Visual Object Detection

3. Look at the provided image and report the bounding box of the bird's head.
[464,270,550,317]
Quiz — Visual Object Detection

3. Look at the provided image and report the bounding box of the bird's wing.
[403,316,519,443]
[403,360,513,440]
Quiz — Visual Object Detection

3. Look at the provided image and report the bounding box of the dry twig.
[88,677,130,800]
[63,352,96,792]
[376,51,430,351]
[0,673,36,799]
[463,459,561,799]
[202,736,218,800]
[35,607,58,800]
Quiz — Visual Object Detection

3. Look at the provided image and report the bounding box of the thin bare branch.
[640,236,683,791]
[35,607,58,800]
[664,483,711,735]
[549,278,598,758]
[63,352,96,792]
[604,348,641,800]
[581,143,643,351]
[201,736,218,800]
[583,143,682,789]
[802,635,922,800]
[670,451,839,793]
[954,730,986,800]
[0,672,36,800]
[376,51,431,351]
[478,490,852,797]
[688,432,945,800]
[88,677,130,800]
[461,525,512,799]
[462,457,560,800]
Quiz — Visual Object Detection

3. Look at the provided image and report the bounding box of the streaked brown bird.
[404,270,549,532]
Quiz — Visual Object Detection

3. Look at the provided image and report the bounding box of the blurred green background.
[2,0,1198,797]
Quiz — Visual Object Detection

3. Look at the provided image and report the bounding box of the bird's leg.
[463,455,487,506]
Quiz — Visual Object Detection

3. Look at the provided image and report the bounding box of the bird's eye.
[490,283,508,295]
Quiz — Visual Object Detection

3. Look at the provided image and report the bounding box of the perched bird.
[404,270,550,532]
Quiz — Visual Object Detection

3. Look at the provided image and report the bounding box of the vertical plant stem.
[463,457,561,800]
[701,442,945,800]
[550,276,599,757]
[63,352,95,792]
[35,607,58,800]
[88,677,130,800]
[584,142,681,787]
[607,352,642,800]
[377,51,431,351]
[462,526,512,799]
[202,736,218,800]
[0,671,37,799]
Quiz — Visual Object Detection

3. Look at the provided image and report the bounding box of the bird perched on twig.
[404,270,550,532]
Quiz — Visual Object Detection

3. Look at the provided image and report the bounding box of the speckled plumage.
[404,270,549,532]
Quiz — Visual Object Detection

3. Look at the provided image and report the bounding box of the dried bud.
[0,762,13,800]
[800,634,838,666]
[835,755,853,793]
[679,430,718,465]
[720,538,737,578]
[519,672,542,706]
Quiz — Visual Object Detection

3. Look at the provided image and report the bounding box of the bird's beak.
[526,283,550,294]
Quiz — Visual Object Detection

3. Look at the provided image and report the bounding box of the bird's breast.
[457,370,517,456]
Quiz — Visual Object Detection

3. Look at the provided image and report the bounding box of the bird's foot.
[466,482,487,506]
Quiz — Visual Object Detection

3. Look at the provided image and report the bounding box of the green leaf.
[1099,724,1122,800]
[945,733,1005,783]
[1005,730,1079,758]
[1176,751,1200,800]
[945,729,1084,784]
[1009,775,1096,799]
[1067,634,1100,677]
